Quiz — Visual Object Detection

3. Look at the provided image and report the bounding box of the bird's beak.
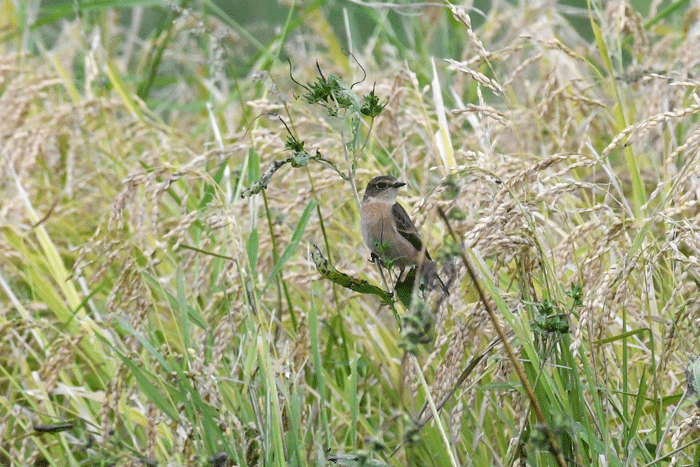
[394,181,406,188]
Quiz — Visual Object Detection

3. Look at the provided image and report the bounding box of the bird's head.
[363,175,406,203]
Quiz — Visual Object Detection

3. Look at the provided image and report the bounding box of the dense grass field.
[2,0,700,465]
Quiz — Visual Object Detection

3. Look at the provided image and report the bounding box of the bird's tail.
[419,261,449,296]
[434,272,449,296]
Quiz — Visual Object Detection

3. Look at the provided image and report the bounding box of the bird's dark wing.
[392,202,432,260]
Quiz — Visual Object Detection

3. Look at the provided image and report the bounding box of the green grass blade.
[262,200,317,293]
[115,351,181,422]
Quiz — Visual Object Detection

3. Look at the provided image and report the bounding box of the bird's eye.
[377,182,387,188]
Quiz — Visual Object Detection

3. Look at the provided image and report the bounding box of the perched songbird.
[360,175,449,295]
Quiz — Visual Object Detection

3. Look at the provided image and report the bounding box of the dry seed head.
[669,412,700,467]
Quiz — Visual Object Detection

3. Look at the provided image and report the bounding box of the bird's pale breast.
[360,201,419,268]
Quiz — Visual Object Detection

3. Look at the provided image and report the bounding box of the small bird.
[360,175,449,295]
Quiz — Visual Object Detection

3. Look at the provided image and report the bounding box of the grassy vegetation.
[1,0,700,465]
